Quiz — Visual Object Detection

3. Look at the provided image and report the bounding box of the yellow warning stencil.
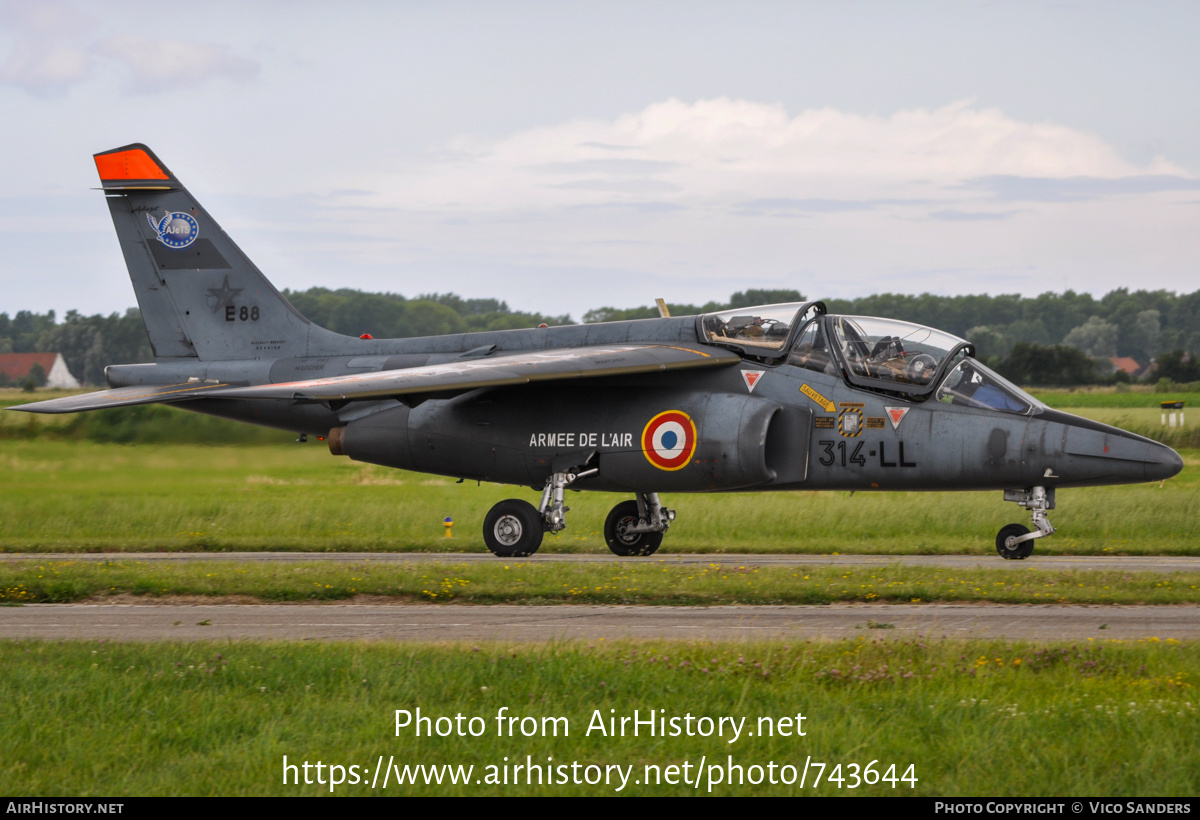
[800,383,835,412]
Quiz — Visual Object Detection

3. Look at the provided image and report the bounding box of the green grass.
[3,558,1200,605]
[1029,388,1200,409]
[0,439,1196,554]
[1,638,1196,796]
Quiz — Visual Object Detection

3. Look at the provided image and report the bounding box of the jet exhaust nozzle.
[328,427,347,456]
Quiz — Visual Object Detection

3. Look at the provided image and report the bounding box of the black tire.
[604,500,663,557]
[483,499,543,557]
[996,523,1034,560]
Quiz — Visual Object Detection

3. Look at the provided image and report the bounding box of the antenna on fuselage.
[655,298,671,318]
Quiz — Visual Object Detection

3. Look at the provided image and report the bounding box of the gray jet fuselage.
[101,310,1181,496]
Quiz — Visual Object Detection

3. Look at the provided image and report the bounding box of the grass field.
[1029,389,1200,409]
[3,558,1200,605]
[1,437,1195,554]
[2,638,1196,796]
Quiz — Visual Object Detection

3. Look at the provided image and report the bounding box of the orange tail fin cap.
[95,148,169,181]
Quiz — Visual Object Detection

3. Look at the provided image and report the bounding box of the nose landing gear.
[996,485,1056,560]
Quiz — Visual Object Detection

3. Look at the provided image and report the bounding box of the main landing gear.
[482,499,545,557]
[996,485,1056,560]
[482,470,675,558]
[604,493,675,556]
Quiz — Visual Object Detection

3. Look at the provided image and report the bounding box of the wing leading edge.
[10,344,739,414]
[10,382,234,414]
[211,344,739,403]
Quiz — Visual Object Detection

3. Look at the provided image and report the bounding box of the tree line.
[2,286,1198,387]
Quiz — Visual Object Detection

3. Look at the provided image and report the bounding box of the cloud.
[0,42,92,94]
[278,97,1198,317]
[577,142,638,152]
[550,178,681,193]
[371,98,1190,216]
[733,198,933,216]
[928,209,1022,221]
[567,201,686,214]
[738,198,877,214]
[529,159,681,176]
[0,2,259,95]
[95,34,259,92]
[963,175,1200,202]
[0,1,95,95]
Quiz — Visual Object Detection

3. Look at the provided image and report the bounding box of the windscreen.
[936,359,1043,415]
[829,316,965,387]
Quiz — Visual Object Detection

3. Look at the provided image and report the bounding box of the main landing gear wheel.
[604,500,663,557]
[483,499,543,557]
[996,523,1034,560]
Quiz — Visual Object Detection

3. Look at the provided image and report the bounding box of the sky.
[1,0,1198,322]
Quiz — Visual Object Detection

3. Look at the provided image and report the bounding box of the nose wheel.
[996,523,1034,559]
[996,485,1056,560]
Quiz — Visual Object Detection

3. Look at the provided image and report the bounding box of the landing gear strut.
[996,485,1056,560]
[604,493,675,557]
[483,469,675,559]
[482,466,598,557]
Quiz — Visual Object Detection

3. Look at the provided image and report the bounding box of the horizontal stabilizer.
[209,344,739,403]
[9,383,232,415]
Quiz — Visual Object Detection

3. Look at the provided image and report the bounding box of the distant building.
[1108,357,1146,379]
[0,353,81,388]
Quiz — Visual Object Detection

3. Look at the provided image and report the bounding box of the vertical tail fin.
[95,144,343,361]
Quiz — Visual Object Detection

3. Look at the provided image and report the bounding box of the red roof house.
[1109,357,1145,378]
[0,353,81,388]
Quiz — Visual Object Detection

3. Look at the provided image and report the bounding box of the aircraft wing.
[210,344,739,403]
[9,382,234,414]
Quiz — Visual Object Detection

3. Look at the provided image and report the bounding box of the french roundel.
[641,410,697,471]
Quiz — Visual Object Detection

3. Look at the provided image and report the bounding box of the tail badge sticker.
[741,371,763,393]
[885,407,910,430]
[642,410,697,471]
[147,211,199,249]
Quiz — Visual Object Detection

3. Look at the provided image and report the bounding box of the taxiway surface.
[4,603,1197,642]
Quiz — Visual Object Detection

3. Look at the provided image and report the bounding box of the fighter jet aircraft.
[14,144,1184,559]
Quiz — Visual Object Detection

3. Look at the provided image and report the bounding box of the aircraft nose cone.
[1148,443,1185,482]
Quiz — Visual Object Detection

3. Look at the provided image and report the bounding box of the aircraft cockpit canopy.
[826,316,964,388]
[700,303,1041,411]
[703,302,1009,403]
[700,302,817,355]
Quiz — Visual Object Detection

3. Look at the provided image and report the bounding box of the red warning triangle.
[885,406,910,430]
[741,371,763,393]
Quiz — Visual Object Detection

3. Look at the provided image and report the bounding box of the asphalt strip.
[3,603,1198,642]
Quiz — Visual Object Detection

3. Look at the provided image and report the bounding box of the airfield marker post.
[1161,401,1185,427]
